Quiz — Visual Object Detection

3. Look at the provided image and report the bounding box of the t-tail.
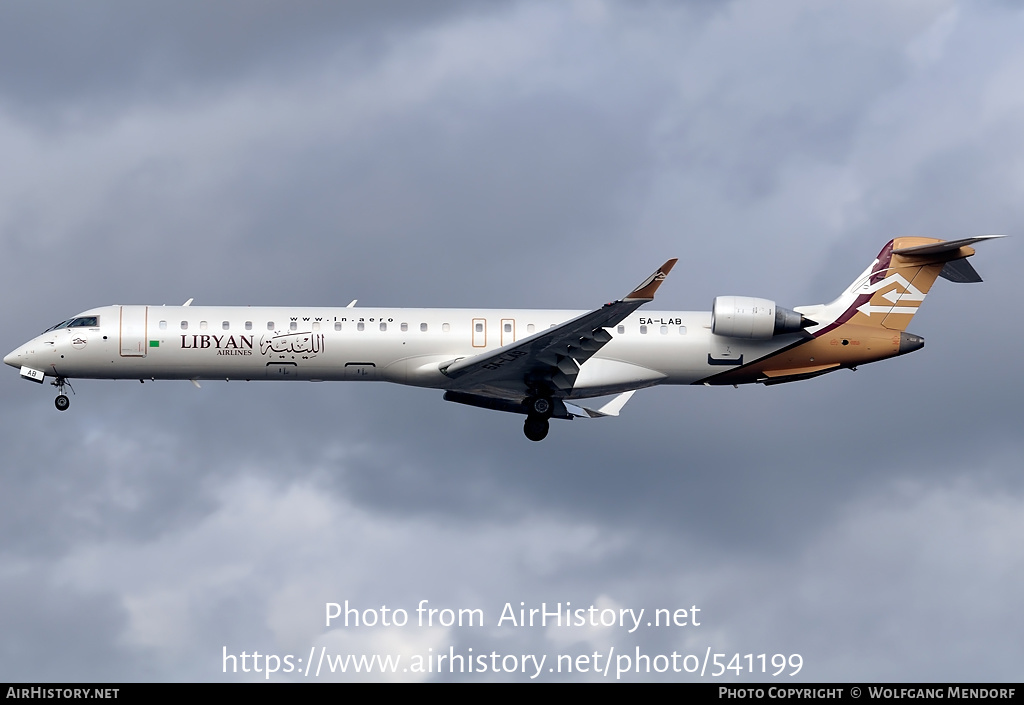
[796,236,1004,337]
[702,235,1003,386]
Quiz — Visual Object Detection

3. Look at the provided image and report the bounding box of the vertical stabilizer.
[796,236,1002,335]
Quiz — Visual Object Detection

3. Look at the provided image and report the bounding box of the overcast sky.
[1,0,1022,682]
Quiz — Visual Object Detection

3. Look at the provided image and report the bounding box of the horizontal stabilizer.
[938,258,983,283]
[892,235,1005,256]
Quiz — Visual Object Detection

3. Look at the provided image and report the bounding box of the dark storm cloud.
[0,569,157,681]
[1,0,1022,682]
[1,1,679,314]
[0,0,482,123]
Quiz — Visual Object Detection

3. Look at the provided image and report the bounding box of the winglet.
[623,259,677,302]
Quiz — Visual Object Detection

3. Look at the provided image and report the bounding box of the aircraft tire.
[55,395,70,412]
[524,415,549,442]
[530,397,552,417]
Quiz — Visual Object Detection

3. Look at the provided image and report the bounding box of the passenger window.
[159,321,167,330]
[245,321,252,330]
[290,321,297,331]
[527,324,535,333]
[401,323,408,332]
[420,323,428,332]
[661,325,668,335]
[617,325,625,334]
[357,322,365,331]
[222,321,230,330]
[679,326,687,335]
[640,325,648,334]
[335,322,342,331]
[181,321,188,330]
[380,322,387,331]
[200,321,208,330]
[267,322,274,330]
[475,323,483,333]
[503,323,512,333]
[442,323,450,332]
[312,322,320,332]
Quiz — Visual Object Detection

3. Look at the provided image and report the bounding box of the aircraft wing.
[440,259,677,399]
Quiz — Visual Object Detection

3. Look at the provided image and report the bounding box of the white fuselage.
[4,239,992,440]
[5,304,797,398]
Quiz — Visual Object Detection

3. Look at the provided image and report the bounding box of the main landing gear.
[52,376,74,411]
[523,397,552,442]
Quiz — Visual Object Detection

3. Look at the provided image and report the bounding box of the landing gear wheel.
[530,397,552,416]
[51,376,74,411]
[524,415,549,442]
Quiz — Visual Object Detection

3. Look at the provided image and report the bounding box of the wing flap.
[565,390,637,418]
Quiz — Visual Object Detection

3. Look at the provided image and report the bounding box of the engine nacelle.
[711,296,809,339]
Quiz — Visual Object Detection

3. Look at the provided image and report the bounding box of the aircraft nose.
[5,347,23,368]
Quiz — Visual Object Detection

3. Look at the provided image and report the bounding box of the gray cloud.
[1,0,1020,682]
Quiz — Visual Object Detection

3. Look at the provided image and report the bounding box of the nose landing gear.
[51,376,74,411]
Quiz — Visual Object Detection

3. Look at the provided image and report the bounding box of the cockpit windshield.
[43,316,99,333]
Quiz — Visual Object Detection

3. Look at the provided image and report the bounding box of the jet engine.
[711,296,811,339]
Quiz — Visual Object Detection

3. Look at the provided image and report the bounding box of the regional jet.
[4,236,1000,441]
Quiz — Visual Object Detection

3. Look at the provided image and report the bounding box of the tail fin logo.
[854,270,926,317]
